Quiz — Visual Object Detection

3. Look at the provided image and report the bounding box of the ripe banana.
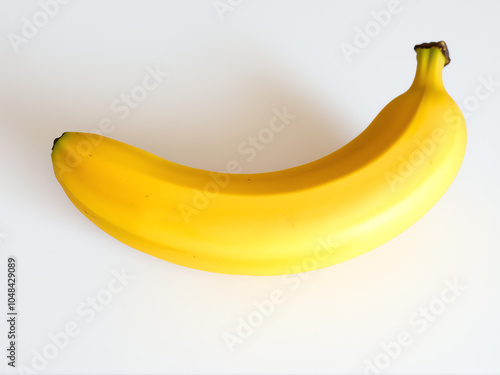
[51,41,466,276]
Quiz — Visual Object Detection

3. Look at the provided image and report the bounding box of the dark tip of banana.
[52,132,66,151]
[414,41,450,66]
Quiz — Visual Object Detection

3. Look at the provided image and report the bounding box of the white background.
[1,0,499,374]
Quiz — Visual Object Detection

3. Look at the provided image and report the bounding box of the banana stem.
[411,41,449,91]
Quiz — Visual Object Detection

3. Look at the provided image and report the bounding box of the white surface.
[1,1,499,374]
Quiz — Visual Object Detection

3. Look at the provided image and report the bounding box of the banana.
[51,41,466,276]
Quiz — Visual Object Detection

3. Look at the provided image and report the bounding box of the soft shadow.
[0,37,359,175]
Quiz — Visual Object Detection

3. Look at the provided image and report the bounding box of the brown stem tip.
[414,41,450,66]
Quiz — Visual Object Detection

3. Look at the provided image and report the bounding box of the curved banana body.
[51,42,466,275]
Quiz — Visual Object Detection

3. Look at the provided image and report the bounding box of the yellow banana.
[51,41,466,276]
